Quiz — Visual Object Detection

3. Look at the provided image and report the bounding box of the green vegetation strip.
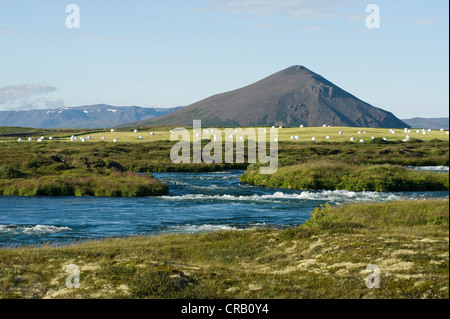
[0,141,241,197]
[0,200,448,299]
[0,168,168,197]
[241,161,449,192]
[276,138,449,167]
[0,139,448,195]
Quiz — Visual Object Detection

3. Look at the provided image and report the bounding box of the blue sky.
[0,0,448,118]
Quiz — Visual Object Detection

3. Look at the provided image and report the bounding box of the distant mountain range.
[0,105,182,129]
[131,65,408,128]
[401,117,449,130]
[1,67,421,130]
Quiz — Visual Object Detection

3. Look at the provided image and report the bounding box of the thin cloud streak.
[203,0,349,19]
[410,18,439,25]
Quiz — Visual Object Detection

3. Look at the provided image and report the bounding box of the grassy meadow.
[1,125,449,144]
[0,125,448,299]
[0,199,448,299]
[1,125,448,196]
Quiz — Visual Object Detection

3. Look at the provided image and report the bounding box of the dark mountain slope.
[139,66,407,128]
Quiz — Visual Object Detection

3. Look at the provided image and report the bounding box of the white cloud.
[0,26,138,42]
[252,23,278,29]
[204,0,348,19]
[0,83,64,110]
[411,18,439,25]
[0,83,55,104]
[299,25,331,32]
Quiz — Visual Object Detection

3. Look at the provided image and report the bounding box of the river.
[0,170,448,247]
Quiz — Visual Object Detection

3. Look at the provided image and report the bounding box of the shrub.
[106,160,124,172]
[2,186,19,196]
[369,138,394,144]
[34,182,75,196]
[50,153,66,163]
[302,203,331,227]
[0,165,24,179]
[93,159,106,168]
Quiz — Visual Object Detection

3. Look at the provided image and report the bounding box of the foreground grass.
[0,200,448,299]
[241,161,449,192]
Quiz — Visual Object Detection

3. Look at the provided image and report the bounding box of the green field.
[1,125,448,196]
[1,126,449,143]
[0,199,448,299]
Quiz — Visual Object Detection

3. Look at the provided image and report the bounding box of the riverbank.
[241,161,449,192]
[0,169,168,197]
[0,141,246,197]
[0,199,448,299]
[0,138,449,196]
[2,170,447,248]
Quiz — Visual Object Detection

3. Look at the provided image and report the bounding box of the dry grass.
[0,199,448,299]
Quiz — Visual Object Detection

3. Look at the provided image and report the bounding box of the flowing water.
[404,166,449,173]
[0,170,448,247]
